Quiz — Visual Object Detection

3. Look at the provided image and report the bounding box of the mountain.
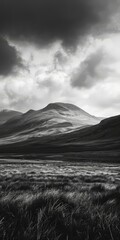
[0,102,100,142]
[0,111,119,162]
[0,110,22,124]
[1,102,119,162]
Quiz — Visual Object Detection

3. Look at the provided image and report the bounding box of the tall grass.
[0,162,120,239]
[0,187,120,239]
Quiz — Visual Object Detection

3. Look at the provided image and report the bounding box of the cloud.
[53,51,68,70]
[0,37,23,76]
[0,0,119,49]
[2,69,68,111]
[86,78,120,117]
[0,33,120,118]
[71,49,111,88]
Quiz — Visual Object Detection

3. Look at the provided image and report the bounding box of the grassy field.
[0,160,120,239]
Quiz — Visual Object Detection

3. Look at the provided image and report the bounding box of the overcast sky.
[0,0,120,117]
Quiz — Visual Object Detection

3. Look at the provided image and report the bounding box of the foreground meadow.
[0,160,120,240]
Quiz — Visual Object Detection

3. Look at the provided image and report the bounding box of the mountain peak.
[42,102,84,112]
[41,102,99,121]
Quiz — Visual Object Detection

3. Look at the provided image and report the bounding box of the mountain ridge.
[0,102,100,140]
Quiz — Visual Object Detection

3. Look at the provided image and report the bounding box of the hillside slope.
[56,114,120,143]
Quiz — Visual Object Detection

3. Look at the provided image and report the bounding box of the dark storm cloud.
[0,37,22,76]
[71,49,108,88]
[0,0,119,48]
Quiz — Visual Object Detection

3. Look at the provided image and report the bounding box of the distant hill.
[0,110,22,124]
